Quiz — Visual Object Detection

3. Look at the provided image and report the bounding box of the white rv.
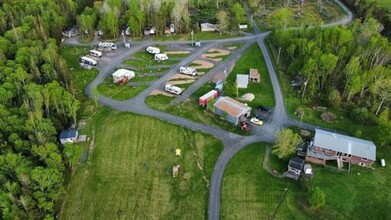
[179,67,198,76]
[80,56,97,66]
[146,46,160,54]
[154,53,168,61]
[98,42,117,50]
[89,50,102,58]
[165,84,182,95]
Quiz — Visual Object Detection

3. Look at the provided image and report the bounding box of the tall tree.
[272,129,301,160]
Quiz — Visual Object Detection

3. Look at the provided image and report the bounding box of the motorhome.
[146,46,160,54]
[165,84,182,95]
[89,50,102,58]
[179,67,198,76]
[98,42,117,50]
[80,56,97,66]
[154,53,168,61]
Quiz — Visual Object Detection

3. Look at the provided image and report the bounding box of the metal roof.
[59,129,78,139]
[213,96,251,117]
[236,74,249,88]
[313,129,376,160]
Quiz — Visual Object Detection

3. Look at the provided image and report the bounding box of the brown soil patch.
[168,80,195,85]
[201,48,230,59]
[170,74,196,80]
[191,60,214,69]
[165,50,190,54]
[150,90,175,97]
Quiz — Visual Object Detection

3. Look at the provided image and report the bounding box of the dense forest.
[269,18,391,147]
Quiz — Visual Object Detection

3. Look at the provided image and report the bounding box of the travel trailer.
[179,67,198,76]
[98,42,117,50]
[80,56,97,66]
[154,53,168,61]
[165,84,182,95]
[89,50,102,58]
[146,46,160,54]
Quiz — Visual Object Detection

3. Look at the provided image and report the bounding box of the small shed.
[304,164,312,174]
[200,23,219,32]
[236,74,249,88]
[59,129,78,144]
[249,68,261,83]
[213,96,251,125]
[112,69,135,84]
[238,23,248,29]
[286,157,305,180]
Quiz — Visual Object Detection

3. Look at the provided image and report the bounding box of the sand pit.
[165,50,190,54]
[150,90,175,97]
[168,80,195,85]
[191,60,214,69]
[170,74,196,80]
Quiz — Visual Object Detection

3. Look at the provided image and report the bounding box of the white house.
[200,23,219,32]
[236,74,249,88]
[112,69,135,83]
[59,129,78,144]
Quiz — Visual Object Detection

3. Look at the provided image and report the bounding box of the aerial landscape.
[1,0,391,219]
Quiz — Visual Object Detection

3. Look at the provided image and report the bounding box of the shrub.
[327,89,341,109]
[350,107,377,125]
[308,186,326,209]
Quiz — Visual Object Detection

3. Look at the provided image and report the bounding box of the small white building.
[200,23,219,32]
[112,69,135,83]
[304,164,313,174]
[238,23,248,29]
[236,74,249,88]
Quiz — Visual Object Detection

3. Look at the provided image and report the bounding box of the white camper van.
[89,50,102,58]
[146,46,160,54]
[154,53,168,61]
[80,56,97,66]
[98,42,117,50]
[179,67,198,76]
[165,84,182,95]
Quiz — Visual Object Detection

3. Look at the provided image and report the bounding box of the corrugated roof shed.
[313,129,376,160]
[213,96,251,117]
[236,74,249,88]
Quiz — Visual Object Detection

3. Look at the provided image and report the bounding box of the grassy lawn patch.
[97,77,147,100]
[145,85,249,135]
[124,57,180,69]
[366,0,391,9]
[131,75,161,82]
[60,111,223,219]
[221,144,391,219]
[166,53,190,58]
[224,43,275,109]
[152,31,243,41]
[221,144,307,219]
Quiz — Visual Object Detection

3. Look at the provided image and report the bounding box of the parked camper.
[80,56,97,66]
[179,67,198,76]
[98,42,117,50]
[165,84,182,95]
[154,53,168,61]
[199,90,218,107]
[146,46,160,54]
[150,27,156,35]
[89,50,102,58]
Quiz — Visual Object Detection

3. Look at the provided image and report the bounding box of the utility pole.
[301,80,308,100]
[191,29,194,46]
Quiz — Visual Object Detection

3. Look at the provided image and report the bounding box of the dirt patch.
[150,90,175,97]
[165,50,190,54]
[191,60,214,69]
[170,74,196,80]
[201,48,230,59]
[168,80,195,85]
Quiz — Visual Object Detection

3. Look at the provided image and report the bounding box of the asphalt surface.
[64,1,353,219]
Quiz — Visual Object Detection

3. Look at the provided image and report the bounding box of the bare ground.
[170,74,196,80]
[150,90,175,97]
[165,50,190,54]
[191,60,214,69]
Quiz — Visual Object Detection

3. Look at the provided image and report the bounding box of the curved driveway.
[67,1,353,219]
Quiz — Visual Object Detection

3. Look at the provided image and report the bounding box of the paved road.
[64,1,353,219]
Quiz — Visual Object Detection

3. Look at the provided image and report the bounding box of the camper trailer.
[179,67,198,76]
[165,84,182,95]
[80,56,97,66]
[154,53,168,61]
[98,42,117,50]
[89,50,102,58]
[112,69,135,84]
[146,46,160,54]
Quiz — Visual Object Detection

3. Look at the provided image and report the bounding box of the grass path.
[60,111,223,219]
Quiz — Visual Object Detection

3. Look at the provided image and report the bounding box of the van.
[89,50,102,58]
[80,56,97,66]
[154,53,168,61]
[146,46,160,54]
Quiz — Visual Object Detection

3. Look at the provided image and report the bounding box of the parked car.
[250,117,263,126]
[253,113,264,120]
[257,105,272,113]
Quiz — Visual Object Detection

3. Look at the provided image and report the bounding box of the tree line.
[0,0,82,218]
[269,18,391,147]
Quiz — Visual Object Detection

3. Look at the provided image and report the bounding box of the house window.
[362,158,368,161]
[359,162,366,166]
[348,154,351,158]
[343,153,347,157]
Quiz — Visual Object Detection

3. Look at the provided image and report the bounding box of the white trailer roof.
[112,69,135,78]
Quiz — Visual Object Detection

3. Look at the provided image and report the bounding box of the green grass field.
[225,43,275,108]
[60,111,223,219]
[221,144,391,219]
[366,0,391,9]
[97,77,147,100]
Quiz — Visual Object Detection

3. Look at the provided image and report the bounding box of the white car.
[250,117,263,126]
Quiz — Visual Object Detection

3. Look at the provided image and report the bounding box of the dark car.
[257,105,272,113]
[254,113,264,120]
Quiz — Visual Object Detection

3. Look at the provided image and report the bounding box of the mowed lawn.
[60,111,223,219]
[221,144,391,219]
